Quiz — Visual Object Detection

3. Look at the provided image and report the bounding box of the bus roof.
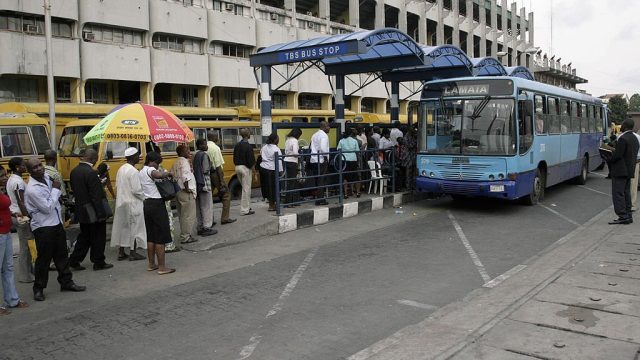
[235,106,356,117]
[0,112,49,125]
[63,118,260,129]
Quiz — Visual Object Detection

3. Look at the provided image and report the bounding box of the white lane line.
[589,171,608,178]
[539,204,582,227]
[237,247,319,360]
[578,185,609,196]
[483,264,527,288]
[396,299,439,311]
[447,211,491,283]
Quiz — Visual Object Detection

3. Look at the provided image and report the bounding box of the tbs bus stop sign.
[278,44,351,63]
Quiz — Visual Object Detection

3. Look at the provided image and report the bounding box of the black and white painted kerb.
[278,192,426,233]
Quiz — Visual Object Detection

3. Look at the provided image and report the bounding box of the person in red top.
[0,165,28,315]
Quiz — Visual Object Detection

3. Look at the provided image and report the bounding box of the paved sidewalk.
[349,206,640,359]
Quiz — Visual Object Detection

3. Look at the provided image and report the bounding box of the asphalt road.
[2,169,615,360]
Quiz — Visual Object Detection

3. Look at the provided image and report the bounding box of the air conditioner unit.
[306,11,313,16]
[307,21,315,29]
[83,32,95,41]
[23,24,38,33]
[152,41,163,48]
[270,13,279,21]
[225,3,234,11]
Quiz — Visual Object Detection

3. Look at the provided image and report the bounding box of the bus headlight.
[498,173,505,180]
[430,172,435,177]
[421,170,427,176]
[489,174,495,181]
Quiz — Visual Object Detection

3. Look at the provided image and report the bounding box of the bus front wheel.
[523,169,545,206]
[574,157,588,185]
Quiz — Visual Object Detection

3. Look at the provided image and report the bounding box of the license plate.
[490,185,504,192]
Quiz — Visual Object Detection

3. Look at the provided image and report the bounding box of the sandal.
[0,307,10,316]
[10,300,28,309]
[157,268,176,275]
[147,266,159,271]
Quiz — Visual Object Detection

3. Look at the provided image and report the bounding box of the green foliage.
[629,94,640,112]
[608,95,629,124]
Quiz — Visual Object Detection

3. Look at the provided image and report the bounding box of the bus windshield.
[59,126,97,156]
[421,98,516,156]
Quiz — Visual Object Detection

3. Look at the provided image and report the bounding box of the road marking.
[578,185,609,196]
[447,211,491,283]
[539,204,582,227]
[396,299,439,311]
[483,264,527,288]
[589,171,608,178]
[237,247,319,360]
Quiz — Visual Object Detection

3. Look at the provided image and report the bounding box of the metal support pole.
[44,0,56,148]
[260,66,272,141]
[391,149,396,193]
[390,81,400,123]
[335,74,346,133]
[275,152,281,216]
[338,149,343,205]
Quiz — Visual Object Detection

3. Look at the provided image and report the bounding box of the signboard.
[250,40,361,67]
[423,79,514,99]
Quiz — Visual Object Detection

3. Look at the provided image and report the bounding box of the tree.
[629,93,640,112]
[608,95,628,124]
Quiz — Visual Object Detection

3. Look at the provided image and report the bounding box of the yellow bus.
[0,112,51,171]
[235,106,356,123]
[58,119,263,198]
[354,112,409,124]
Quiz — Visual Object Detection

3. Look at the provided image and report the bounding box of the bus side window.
[595,106,604,133]
[547,97,560,134]
[588,105,596,133]
[570,102,580,133]
[0,127,35,157]
[580,103,588,133]
[518,100,533,154]
[534,95,546,134]
[221,128,239,150]
[292,117,307,123]
[30,125,51,155]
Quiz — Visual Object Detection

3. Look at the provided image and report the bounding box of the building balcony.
[0,32,79,78]
[80,41,150,82]
[79,0,149,31]
[1,0,77,20]
[150,48,208,86]
[149,0,207,39]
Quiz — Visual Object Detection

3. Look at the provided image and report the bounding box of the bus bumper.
[415,177,519,199]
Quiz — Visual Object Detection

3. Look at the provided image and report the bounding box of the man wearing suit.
[609,119,640,225]
[68,149,113,270]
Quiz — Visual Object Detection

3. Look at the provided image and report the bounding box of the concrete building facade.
[0,0,584,113]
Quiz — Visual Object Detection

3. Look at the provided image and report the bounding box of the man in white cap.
[111,147,147,261]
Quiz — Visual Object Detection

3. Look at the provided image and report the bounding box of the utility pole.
[44,0,56,148]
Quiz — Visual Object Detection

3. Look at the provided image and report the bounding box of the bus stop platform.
[347,206,640,360]
[179,191,429,253]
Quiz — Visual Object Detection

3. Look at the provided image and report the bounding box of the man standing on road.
[43,150,67,222]
[7,157,33,283]
[193,139,217,236]
[233,128,256,216]
[172,144,198,244]
[111,147,147,261]
[68,149,113,271]
[609,119,640,225]
[24,158,85,301]
[310,121,330,205]
[207,130,236,225]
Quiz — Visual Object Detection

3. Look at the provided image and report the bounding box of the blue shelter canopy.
[505,66,535,80]
[250,28,424,75]
[380,45,473,82]
[471,57,507,76]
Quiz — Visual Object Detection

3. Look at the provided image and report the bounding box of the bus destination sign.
[443,84,489,97]
[425,79,514,98]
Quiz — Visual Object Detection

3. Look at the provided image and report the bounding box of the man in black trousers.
[609,119,640,225]
[69,149,113,270]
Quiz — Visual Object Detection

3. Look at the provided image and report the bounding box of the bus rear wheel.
[574,157,588,185]
[523,169,545,206]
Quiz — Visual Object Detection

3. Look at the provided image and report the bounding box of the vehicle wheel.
[523,168,545,206]
[575,157,588,185]
[229,177,241,200]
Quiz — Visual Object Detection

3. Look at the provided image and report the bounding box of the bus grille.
[442,182,477,194]
[433,162,491,181]
[440,171,485,180]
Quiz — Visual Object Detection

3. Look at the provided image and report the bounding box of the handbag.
[156,178,181,201]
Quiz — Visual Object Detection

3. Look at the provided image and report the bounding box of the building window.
[209,42,252,58]
[0,78,39,103]
[223,89,246,106]
[83,24,143,46]
[211,1,245,16]
[55,80,71,103]
[297,19,320,32]
[299,94,322,110]
[272,93,287,109]
[177,87,198,107]
[360,98,375,113]
[0,11,73,38]
[153,34,202,54]
[85,81,108,104]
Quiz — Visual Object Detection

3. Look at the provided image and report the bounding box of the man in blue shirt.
[23,158,85,301]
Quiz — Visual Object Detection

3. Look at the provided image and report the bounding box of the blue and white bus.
[415,77,606,205]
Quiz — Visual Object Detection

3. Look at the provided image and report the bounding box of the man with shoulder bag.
[69,149,113,271]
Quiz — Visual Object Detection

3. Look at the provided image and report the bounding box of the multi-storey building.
[0,0,584,113]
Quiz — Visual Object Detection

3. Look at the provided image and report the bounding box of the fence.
[272,148,398,215]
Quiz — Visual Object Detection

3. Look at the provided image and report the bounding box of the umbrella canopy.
[83,103,194,145]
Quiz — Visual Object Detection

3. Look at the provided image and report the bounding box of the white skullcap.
[124,147,138,157]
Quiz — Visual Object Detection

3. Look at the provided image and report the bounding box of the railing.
[273,148,397,215]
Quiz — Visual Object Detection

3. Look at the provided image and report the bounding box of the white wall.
[151,49,208,85]
[79,0,149,31]
[208,10,256,46]
[149,0,207,39]
[0,32,79,78]
[81,42,150,82]
[209,56,255,88]
[1,0,78,20]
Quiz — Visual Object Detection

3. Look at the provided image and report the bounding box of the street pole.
[44,0,56,149]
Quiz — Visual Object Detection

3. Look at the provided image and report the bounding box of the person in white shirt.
[310,121,330,205]
[7,157,33,283]
[379,129,394,150]
[171,144,198,244]
[284,128,302,205]
[390,124,404,146]
[260,134,283,211]
[371,126,382,148]
[111,148,147,261]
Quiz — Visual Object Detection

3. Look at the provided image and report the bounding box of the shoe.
[117,253,129,261]
[9,299,29,309]
[180,237,198,244]
[128,252,146,261]
[18,278,34,284]
[93,263,114,271]
[157,268,176,275]
[221,218,237,225]
[200,228,218,236]
[165,247,181,253]
[0,307,9,315]
[60,283,86,292]
[212,221,217,227]
[33,288,45,301]
[608,218,631,225]
[69,263,86,271]
[241,210,255,216]
[268,207,276,212]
